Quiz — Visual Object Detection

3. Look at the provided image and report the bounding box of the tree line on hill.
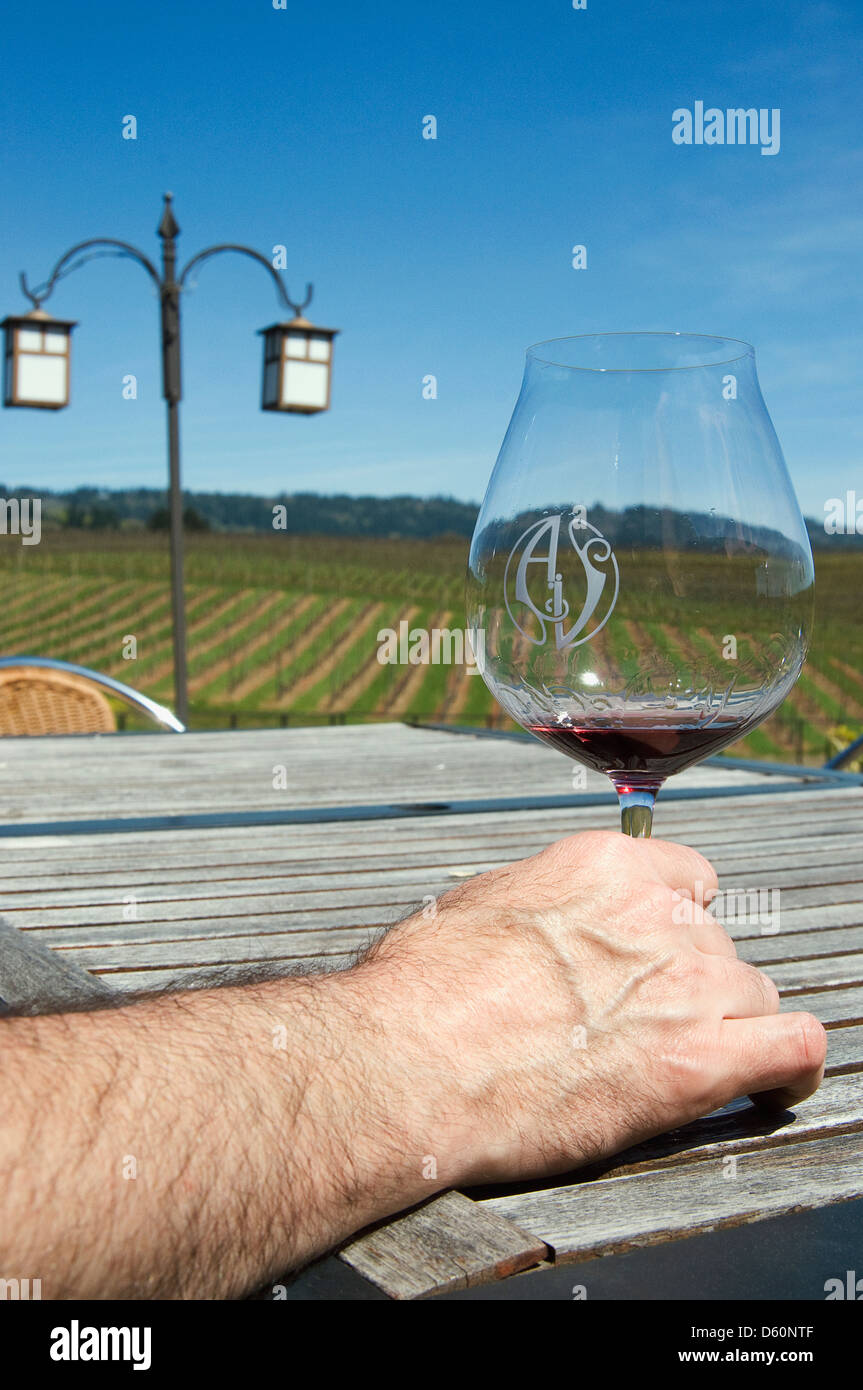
[0,484,857,549]
[0,486,480,539]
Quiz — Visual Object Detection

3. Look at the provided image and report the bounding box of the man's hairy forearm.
[2,831,827,1301]
[0,957,449,1299]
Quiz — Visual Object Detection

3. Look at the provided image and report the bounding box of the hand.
[351,830,826,1186]
[0,828,825,1296]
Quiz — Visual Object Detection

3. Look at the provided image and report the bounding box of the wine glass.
[465,333,814,836]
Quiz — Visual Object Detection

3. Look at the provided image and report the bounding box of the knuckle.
[714,921,738,956]
[651,838,718,891]
[735,961,780,1012]
[559,829,630,876]
[756,968,781,1012]
[692,851,719,891]
[543,829,597,861]
[578,829,626,859]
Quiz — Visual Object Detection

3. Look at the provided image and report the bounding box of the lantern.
[2,308,76,409]
[259,315,338,414]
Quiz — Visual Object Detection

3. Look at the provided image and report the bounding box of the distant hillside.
[0,486,481,539]
[0,483,857,549]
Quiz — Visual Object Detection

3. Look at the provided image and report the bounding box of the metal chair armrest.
[0,656,185,733]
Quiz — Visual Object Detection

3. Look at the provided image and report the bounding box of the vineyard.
[0,528,861,765]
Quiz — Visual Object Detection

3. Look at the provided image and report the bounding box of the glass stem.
[615,784,660,838]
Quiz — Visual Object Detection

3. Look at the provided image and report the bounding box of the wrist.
[250,959,460,1271]
[308,958,459,1206]
[320,947,485,1196]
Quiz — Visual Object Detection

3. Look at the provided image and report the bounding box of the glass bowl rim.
[526,331,756,374]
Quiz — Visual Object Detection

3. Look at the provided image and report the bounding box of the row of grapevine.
[2,533,861,762]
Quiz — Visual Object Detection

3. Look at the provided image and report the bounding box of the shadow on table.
[464,1095,797,1202]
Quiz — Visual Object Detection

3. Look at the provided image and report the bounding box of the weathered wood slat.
[31,919,377,952]
[5,846,863,904]
[738,926,863,964]
[6,876,863,926]
[825,1024,863,1071]
[54,931,373,970]
[0,724,808,825]
[2,798,860,870]
[783,982,863,1025]
[478,1131,863,1261]
[4,836,863,894]
[5,894,863,945]
[5,887,863,937]
[0,867,505,911]
[769,953,863,992]
[3,787,855,832]
[10,894,862,955]
[2,723,862,1299]
[6,898,413,930]
[338,1189,548,1299]
[744,904,863,933]
[0,772,850,834]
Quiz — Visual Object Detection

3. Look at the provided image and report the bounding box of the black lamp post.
[4,193,339,725]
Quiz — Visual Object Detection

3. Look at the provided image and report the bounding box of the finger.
[710,956,780,1019]
[553,831,718,903]
[634,836,719,900]
[720,1012,827,1110]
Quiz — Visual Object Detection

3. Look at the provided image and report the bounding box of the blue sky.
[0,0,860,516]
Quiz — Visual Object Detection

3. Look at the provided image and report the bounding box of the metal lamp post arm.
[178,244,312,316]
[19,239,161,309]
[15,221,192,726]
[10,198,322,733]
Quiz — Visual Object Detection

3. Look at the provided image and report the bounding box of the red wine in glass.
[465,333,814,835]
[528,716,755,833]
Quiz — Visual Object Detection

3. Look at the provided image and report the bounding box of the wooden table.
[2,723,862,1299]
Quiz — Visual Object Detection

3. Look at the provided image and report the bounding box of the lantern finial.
[158,193,180,241]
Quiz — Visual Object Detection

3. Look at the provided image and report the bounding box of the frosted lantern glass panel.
[264,361,278,402]
[282,360,328,409]
[308,336,331,362]
[285,333,307,359]
[44,333,68,353]
[17,354,67,404]
[17,329,42,351]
